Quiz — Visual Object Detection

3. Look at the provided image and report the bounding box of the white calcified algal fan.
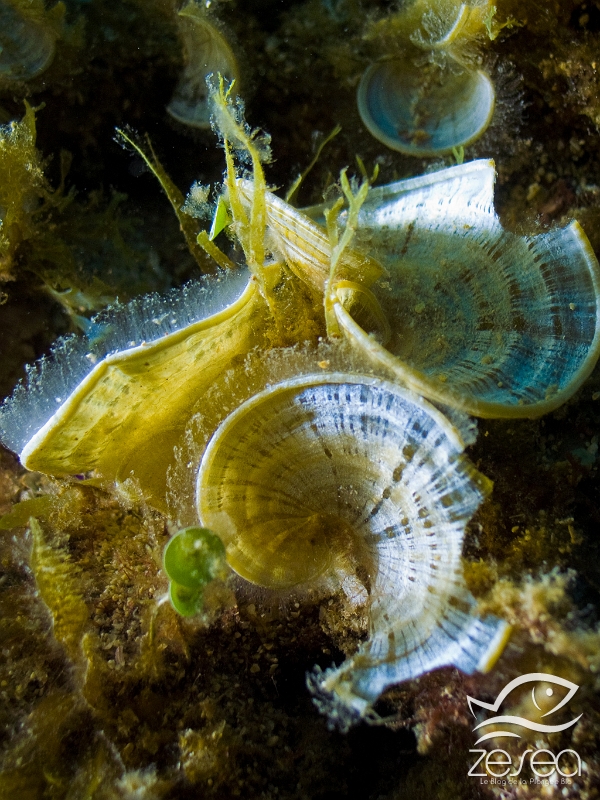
[356,0,497,155]
[357,57,495,157]
[0,1,57,82]
[167,3,239,128]
[338,160,600,416]
[196,374,509,728]
[262,160,600,418]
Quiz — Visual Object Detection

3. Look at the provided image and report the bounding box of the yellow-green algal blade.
[1,270,269,510]
[333,159,600,418]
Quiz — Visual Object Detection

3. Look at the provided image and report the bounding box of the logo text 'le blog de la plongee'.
[467,672,583,785]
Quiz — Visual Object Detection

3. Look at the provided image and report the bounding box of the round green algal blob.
[163,526,227,589]
[169,581,204,617]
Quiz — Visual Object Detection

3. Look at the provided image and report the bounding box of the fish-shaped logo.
[467,672,582,745]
